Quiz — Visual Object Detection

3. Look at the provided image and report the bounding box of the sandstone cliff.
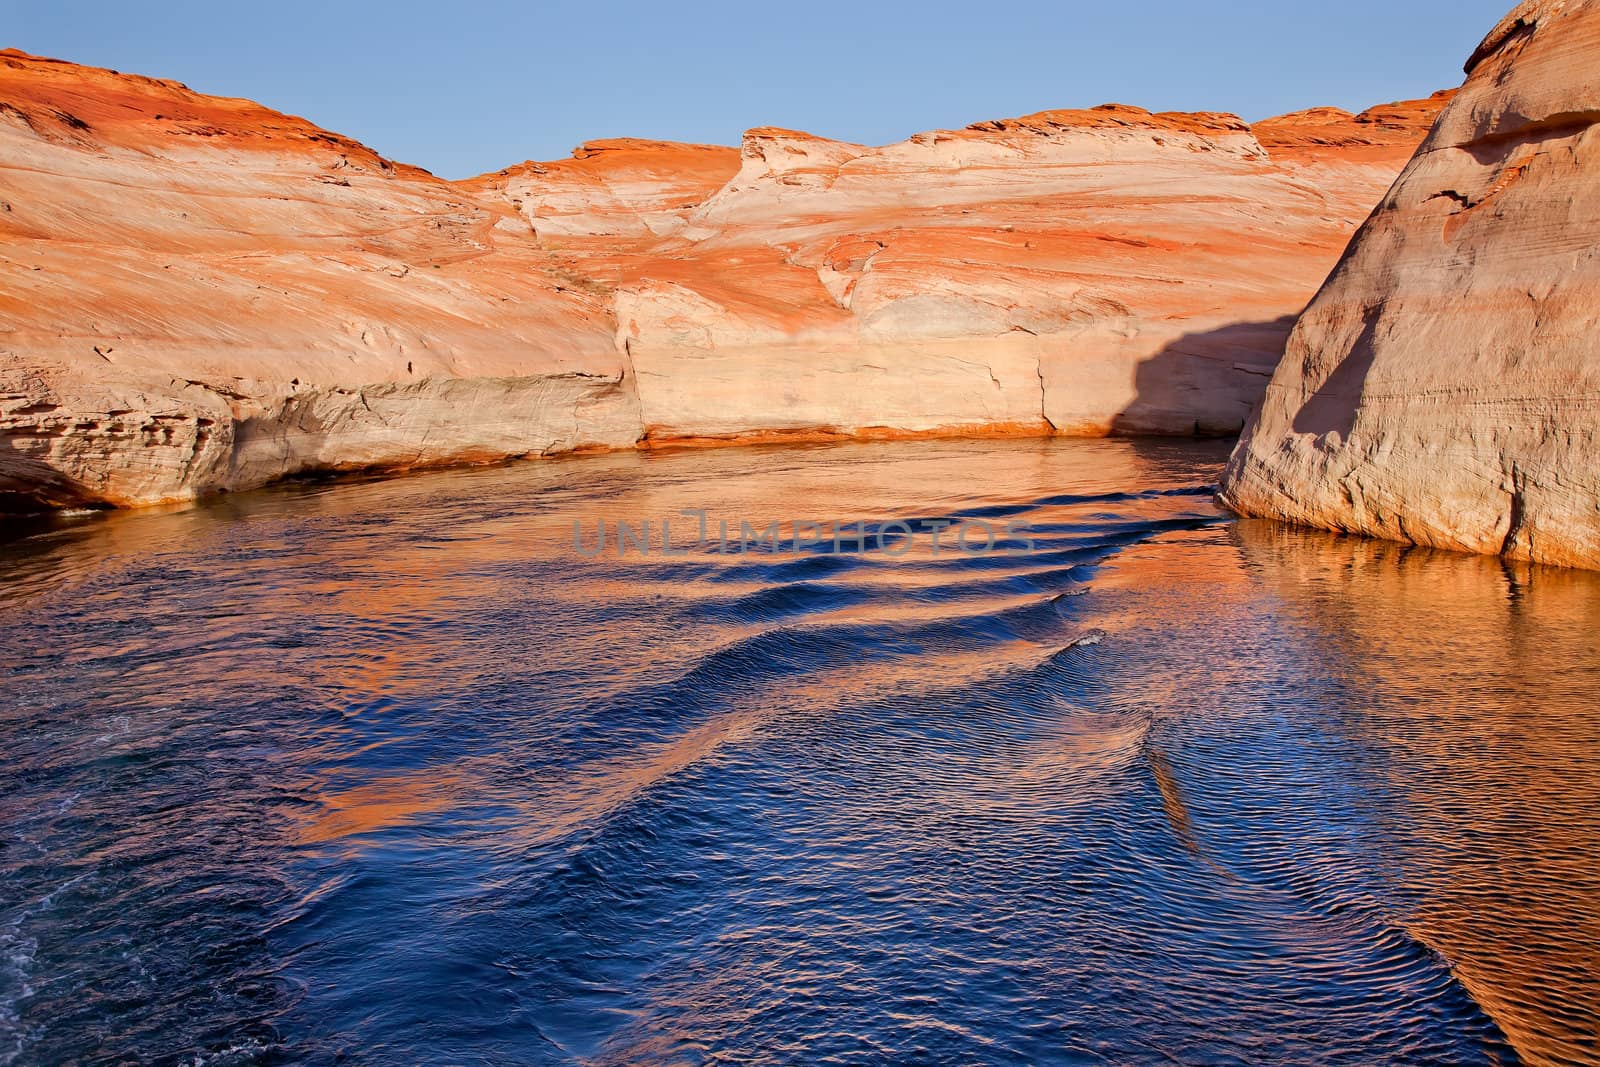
[0,49,1446,509]
[0,50,640,511]
[585,103,1449,446]
[1219,0,1600,569]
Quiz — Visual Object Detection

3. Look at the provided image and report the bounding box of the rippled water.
[3,439,1599,1066]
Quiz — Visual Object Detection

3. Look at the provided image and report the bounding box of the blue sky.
[12,0,1512,178]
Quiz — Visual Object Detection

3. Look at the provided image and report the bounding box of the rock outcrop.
[1219,0,1600,569]
[0,50,640,510]
[1,48,1447,509]
[600,104,1444,446]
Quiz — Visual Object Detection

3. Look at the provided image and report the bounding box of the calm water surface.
[2,439,1598,1066]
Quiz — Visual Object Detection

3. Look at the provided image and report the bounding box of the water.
[2,438,1598,1066]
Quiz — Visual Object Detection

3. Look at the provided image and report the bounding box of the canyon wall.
[479,103,1449,446]
[0,51,641,510]
[1,48,1446,509]
[1219,0,1600,569]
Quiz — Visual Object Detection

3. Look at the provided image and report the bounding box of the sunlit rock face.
[1,48,1445,509]
[0,50,640,509]
[527,105,1448,445]
[1220,0,1600,570]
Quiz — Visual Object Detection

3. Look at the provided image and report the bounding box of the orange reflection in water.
[4,437,1597,1065]
[1216,523,1600,1067]
[297,769,468,845]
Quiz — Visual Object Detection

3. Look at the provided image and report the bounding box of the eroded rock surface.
[1220,0,1600,569]
[521,105,1450,446]
[1,48,1446,508]
[0,50,639,509]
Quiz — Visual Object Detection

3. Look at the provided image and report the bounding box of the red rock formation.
[1253,93,1457,161]
[464,138,740,240]
[0,49,646,510]
[0,48,1449,509]
[546,100,1448,444]
[1220,0,1600,570]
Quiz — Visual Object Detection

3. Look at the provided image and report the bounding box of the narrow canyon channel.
[3,438,1598,1065]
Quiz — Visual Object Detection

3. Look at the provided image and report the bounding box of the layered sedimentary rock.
[499,104,1452,446]
[0,51,639,510]
[1,49,1446,509]
[1220,0,1600,569]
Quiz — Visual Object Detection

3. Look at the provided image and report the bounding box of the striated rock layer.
[1220,0,1600,569]
[0,50,642,511]
[1,49,1447,509]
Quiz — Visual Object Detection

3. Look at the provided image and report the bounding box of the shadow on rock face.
[1110,315,1298,438]
[1289,308,1381,440]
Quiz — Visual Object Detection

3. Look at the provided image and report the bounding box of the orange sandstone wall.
[0,48,1447,509]
[1221,0,1600,569]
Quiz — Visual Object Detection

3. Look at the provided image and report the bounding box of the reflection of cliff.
[1232,520,1600,1065]
[6,430,1596,1060]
